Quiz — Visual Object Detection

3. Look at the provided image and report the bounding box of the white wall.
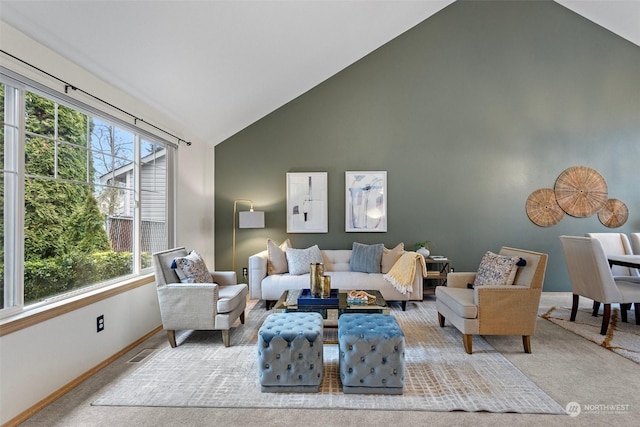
[0,21,215,424]
[0,283,161,424]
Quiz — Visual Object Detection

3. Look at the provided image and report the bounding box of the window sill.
[0,273,156,337]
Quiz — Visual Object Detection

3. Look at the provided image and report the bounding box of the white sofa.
[249,249,424,310]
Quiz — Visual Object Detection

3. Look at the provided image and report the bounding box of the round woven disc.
[554,166,608,217]
[526,188,564,227]
[598,199,628,228]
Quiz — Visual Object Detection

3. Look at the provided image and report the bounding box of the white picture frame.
[286,172,328,233]
[345,171,387,232]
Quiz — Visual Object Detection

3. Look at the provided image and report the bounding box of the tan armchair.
[153,247,248,348]
[436,247,548,354]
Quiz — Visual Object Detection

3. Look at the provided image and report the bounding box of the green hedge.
[21,251,152,304]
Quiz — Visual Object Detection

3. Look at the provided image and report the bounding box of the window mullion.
[133,134,141,273]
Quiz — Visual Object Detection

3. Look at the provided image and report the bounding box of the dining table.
[607,254,640,269]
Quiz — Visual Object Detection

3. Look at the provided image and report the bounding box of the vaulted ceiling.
[1,1,638,146]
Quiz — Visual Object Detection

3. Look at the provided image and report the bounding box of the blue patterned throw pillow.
[473,251,520,286]
[172,250,213,283]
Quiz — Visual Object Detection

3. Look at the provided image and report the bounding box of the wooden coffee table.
[273,289,389,333]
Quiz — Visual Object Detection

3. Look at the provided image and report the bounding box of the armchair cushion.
[285,245,323,275]
[172,250,213,283]
[217,284,250,313]
[473,251,520,286]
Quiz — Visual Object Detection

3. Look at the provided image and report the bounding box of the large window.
[1,77,174,315]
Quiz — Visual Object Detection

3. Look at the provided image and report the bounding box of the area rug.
[93,300,564,414]
[541,305,640,365]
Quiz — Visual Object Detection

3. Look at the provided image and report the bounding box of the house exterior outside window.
[1,75,175,316]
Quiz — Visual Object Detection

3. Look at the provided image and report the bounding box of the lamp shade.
[239,211,265,229]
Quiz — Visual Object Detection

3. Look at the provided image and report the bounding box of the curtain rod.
[0,49,192,146]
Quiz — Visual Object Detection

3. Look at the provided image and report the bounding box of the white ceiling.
[1,0,638,146]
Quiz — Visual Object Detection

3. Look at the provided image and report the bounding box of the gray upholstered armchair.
[153,247,248,348]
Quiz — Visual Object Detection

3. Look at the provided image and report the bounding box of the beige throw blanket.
[384,251,428,294]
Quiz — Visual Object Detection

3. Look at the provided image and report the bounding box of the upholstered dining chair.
[153,247,248,347]
[559,236,640,335]
[631,233,640,255]
[436,247,548,354]
[586,233,639,277]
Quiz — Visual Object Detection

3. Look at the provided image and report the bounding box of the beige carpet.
[541,305,640,365]
[93,300,564,414]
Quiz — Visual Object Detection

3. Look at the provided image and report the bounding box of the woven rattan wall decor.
[525,188,565,227]
[525,166,629,228]
[554,166,608,217]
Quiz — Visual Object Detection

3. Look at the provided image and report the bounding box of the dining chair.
[631,233,640,255]
[560,236,640,335]
[586,233,638,277]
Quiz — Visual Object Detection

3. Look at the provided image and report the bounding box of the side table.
[423,257,451,297]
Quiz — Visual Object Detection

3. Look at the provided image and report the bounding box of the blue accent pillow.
[349,242,384,273]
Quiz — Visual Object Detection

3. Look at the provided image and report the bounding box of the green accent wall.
[215,0,640,292]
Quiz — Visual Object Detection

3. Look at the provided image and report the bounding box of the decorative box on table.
[297,289,339,308]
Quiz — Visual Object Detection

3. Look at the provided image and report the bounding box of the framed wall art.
[286,172,328,233]
[345,171,387,232]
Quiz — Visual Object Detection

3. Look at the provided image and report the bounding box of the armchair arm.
[475,285,542,335]
[157,283,219,330]
[211,271,237,285]
[447,272,477,288]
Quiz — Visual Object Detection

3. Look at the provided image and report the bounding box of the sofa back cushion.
[322,250,352,272]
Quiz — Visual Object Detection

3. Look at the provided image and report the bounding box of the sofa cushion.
[285,245,323,275]
[172,250,213,283]
[473,251,520,287]
[267,238,291,275]
[350,242,384,273]
[381,243,404,274]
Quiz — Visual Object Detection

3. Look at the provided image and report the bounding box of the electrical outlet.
[97,315,105,333]
[242,267,248,277]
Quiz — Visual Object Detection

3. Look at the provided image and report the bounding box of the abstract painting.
[286,172,328,233]
[345,171,387,232]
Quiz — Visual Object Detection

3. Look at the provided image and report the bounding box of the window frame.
[1,68,176,322]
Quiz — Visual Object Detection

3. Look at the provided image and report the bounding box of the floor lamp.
[232,199,265,272]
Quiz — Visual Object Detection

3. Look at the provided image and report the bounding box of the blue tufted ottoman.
[258,312,324,392]
[338,313,405,394]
